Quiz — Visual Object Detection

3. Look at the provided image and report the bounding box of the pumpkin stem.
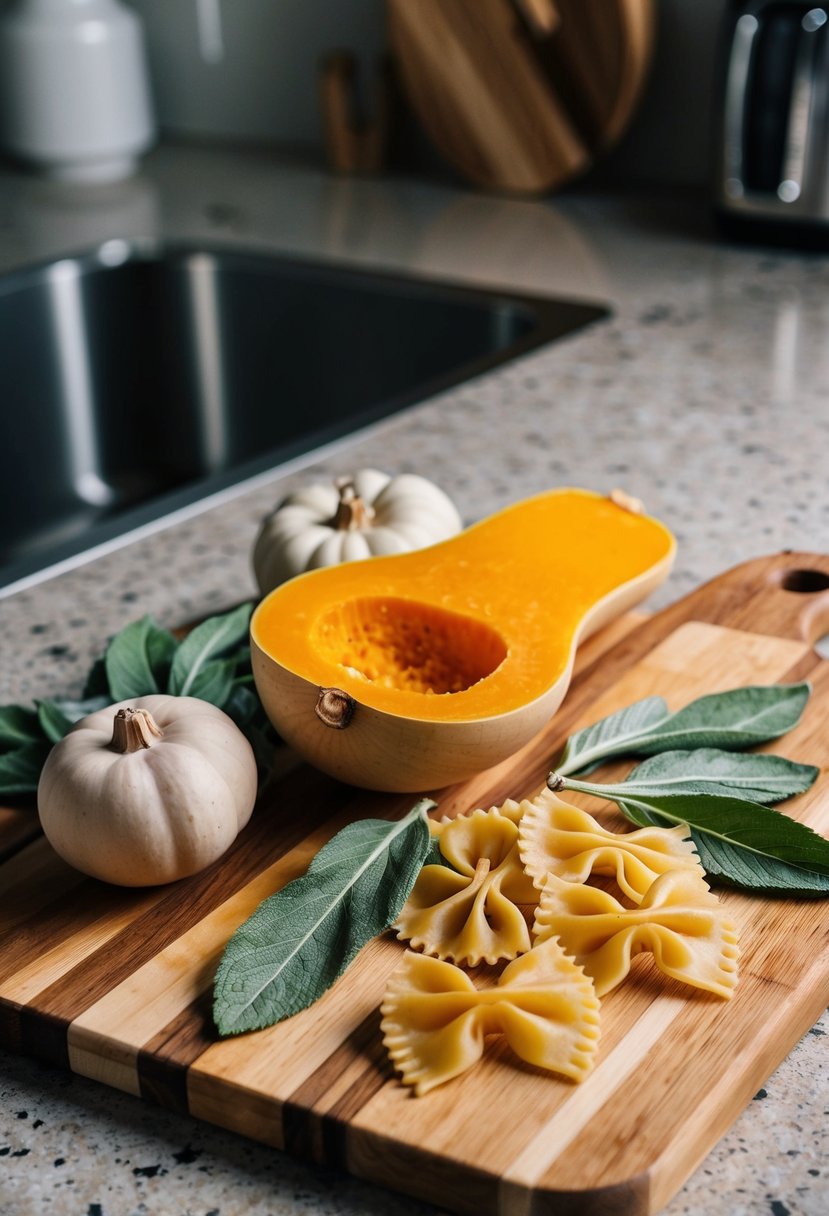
[110,707,163,753]
[332,478,374,531]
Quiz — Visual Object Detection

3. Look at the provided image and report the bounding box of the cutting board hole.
[816,633,829,659]
[779,569,829,594]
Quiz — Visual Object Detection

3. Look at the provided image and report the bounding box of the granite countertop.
[1,144,827,1216]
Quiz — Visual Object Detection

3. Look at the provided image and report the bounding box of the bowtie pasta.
[394,803,538,966]
[534,867,740,998]
[518,787,703,902]
[382,789,740,1096]
[381,937,600,1096]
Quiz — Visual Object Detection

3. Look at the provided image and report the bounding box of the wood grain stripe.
[497,994,688,1213]
[66,820,342,1095]
[138,990,215,1114]
[6,766,352,1055]
[282,1008,388,1167]
[526,913,829,1203]
[0,890,165,1004]
[0,837,86,939]
[187,934,405,1149]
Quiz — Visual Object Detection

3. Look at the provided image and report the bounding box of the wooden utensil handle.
[319,51,389,174]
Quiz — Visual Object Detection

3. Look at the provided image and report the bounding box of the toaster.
[715,0,829,240]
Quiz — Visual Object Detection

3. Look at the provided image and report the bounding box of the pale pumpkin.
[252,469,463,593]
[37,695,258,887]
[251,487,675,792]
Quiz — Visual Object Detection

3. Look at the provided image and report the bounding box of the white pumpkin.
[37,695,258,887]
[252,469,463,594]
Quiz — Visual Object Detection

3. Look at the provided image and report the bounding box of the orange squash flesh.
[251,488,674,790]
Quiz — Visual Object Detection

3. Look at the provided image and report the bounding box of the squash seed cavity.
[311,597,507,695]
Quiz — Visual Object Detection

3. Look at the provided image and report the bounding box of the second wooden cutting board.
[1,552,829,1215]
[386,0,656,194]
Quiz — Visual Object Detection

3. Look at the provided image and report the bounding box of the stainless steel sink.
[0,242,606,594]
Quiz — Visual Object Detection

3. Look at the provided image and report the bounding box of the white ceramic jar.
[0,0,156,182]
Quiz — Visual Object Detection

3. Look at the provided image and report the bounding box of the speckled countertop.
[1,145,828,1216]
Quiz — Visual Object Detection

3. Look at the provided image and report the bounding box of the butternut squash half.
[251,487,675,791]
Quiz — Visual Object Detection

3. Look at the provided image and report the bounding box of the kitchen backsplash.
[126,0,724,187]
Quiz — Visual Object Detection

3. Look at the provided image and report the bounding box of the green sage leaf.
[82,655,109,698]
[623,749,819,804]
[36,701,75,744]
[557,695,669,775]
[423,834,462,870]
[222,684,279,770]
[689,831,829,895]
[563,781,829,895]
[36,694,116,744]
[105,616,178,700]
[0,705,42,748]
[177,658,237,708]
[45,694,112,725]
[0,740,52,797]
[557,684,811,774]
[213,799,434,1036]
[223,683,262,729]
[168,602,253,698]
[243,721,281,774]
[629,684,812,755]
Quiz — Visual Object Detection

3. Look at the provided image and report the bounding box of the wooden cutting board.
[2,552,829,1216]
[386,0,656,194]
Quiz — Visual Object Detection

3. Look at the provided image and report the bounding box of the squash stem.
[314,687,356,729]
[110,707,163,753]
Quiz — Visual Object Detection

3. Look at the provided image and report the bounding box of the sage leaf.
[36,694,117,744]
[629,684,812,754]
[36,701,75,744]
[82,655,109,698]
[105,616,178,700]
[0,740,52,796]
[623,749,819,804]
[177,658,237,708]
[0,601,266,797]
[45,694,112,725]
[423,834,461,870]
[213,799,434,1036]
[689,831,829,895]
[557,684,811,774]
[222,684,280,770]
[223,683,262,729]
[0,705,42,748]
[558,776,829,895]
[557,695,669,775]
[243,721,281,774]
[147,622,178,686]
[168,602,252,698]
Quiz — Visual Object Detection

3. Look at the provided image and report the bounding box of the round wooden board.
[386,0,656,195]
